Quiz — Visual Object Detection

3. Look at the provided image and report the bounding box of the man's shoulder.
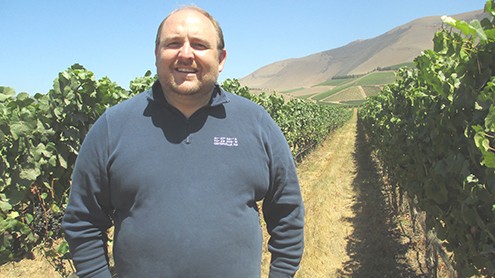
[221,90,264,111]
[221,88,276,118]
[106,89,150,115]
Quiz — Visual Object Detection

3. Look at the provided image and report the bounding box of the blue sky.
[0,0,488,94]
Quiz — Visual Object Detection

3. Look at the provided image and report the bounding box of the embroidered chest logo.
[213,136,239,147]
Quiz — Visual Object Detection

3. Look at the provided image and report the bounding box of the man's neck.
[163,90,213,118]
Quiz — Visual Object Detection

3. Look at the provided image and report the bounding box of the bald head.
[155,6,225,51]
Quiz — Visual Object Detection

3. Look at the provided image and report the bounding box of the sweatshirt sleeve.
[260,111,305,277]
[62,114,114,278]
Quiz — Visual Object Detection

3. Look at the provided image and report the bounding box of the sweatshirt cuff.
[75,267,112,278]
[268,269,294,278]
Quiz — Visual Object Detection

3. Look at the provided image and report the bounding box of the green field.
[361,85,383,97]
[316,77,356,87]
[354,71,396,86]
[302,70,398,104]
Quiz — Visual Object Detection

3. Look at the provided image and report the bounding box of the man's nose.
[178,43,193,59]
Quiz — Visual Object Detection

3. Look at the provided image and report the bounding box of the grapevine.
[359,1,495,276]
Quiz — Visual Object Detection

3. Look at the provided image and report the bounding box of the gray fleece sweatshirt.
[62,81,304,277]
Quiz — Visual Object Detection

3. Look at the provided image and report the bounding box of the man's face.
[155,9,227,99]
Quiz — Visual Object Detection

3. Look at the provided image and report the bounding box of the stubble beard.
[164,71,218,98]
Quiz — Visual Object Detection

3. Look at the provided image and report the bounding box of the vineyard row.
[359,3,495,276]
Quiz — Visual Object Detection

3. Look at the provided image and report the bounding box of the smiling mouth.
[176,67,198,74]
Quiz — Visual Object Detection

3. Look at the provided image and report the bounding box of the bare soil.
[2,109,441,277]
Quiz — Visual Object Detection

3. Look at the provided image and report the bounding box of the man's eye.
[166,42,181,48]
[192,43,208,50]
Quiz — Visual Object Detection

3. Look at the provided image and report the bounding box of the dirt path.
[292,109,426,277]
[357,86,367,99]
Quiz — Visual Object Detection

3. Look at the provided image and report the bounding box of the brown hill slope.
[240,10,485,91]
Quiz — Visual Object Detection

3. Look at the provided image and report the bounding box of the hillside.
[239,10,486,92]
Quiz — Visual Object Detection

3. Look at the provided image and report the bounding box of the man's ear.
[218,49,227,72]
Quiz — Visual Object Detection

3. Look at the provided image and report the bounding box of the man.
[62,6,304,278]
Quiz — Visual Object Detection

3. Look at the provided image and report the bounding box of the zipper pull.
[186,135,191,144]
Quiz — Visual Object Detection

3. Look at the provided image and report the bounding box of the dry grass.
[259,109,358,277]
[0,248,64,278]
[295,110,359,277]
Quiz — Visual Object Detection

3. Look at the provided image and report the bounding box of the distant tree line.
[331,73,367,80]
[331,62,414,80]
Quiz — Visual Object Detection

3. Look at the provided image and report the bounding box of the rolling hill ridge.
[239,10,486,92]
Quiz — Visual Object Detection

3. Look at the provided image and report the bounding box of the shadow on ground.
[335,117,425,278]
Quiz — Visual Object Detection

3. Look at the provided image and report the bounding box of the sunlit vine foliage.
[359,1,495,276]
